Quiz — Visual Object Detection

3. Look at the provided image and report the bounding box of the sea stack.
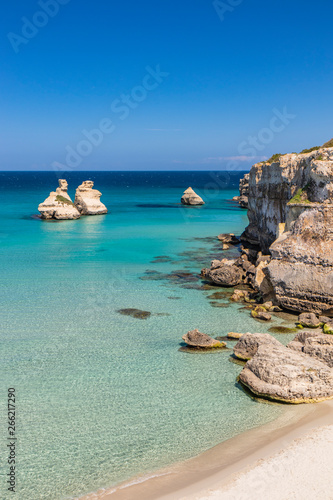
[181,187,205,205]
[74,181,108,215]
[38,179,81,220]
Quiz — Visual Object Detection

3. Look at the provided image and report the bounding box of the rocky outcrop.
[74,181,108,215]
[288,331,333,368]
[217,233,239,244]
[233,173,249,208]
[298,313,321,328]
[242,147,333,252]
[233,333,281,360]
[182,329,226,348]
[266,206,333,314]
[181,187,204,205]
[239,343,333,403]
[202,259,242,287]
[38,179,81,220]
[239,142,333,315]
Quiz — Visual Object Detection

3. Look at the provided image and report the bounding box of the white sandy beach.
[80,400,333,500]
[182,425,333,500]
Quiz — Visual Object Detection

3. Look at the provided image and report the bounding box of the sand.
[79,400,333,500]
[183,425,333,500]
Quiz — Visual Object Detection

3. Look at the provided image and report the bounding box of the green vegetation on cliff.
[288,187,311,205]
[56,195,74,206]
[299,137,333,154]
[322,138,333,148]
[300,146,320,154]
[266,153,284,164]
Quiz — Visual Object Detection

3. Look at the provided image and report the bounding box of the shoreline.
[78,399,333,500]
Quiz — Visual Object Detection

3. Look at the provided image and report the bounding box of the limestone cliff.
[242,147,333,252]
[74,181,108,215]
[38,179,81,220]
[241,142,333,315]
[181,187,205,205]
[233,173,249,208]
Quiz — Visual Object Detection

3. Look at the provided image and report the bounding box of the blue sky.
[1,0,332,171]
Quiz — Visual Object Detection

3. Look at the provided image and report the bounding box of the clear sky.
[1,0,332,171]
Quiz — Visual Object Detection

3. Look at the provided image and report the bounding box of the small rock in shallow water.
[182,329,226,349]
[117,308,151,320]
[298,312,321,328]
[251,306,271,321]
[227,332,244,339]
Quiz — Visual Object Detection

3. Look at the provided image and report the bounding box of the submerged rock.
[182,329,226,348]
[268,326,298,334]
[233,333,282,361]
[38,179,81,220]
[239,343,333,403]
[117,308,151,319]
[74,180,108,215]
[181,187,205,206]
[251,306,272,321]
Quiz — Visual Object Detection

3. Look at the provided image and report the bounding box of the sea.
[0,171,297,499]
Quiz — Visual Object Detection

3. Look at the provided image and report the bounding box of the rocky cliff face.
[233,173,249,208]
[242,147,333,252]
[74,181,108,215]
[38,179,81,220]
[241,143,333,315]
[181,187,205,205]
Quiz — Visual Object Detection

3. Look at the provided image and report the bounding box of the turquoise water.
[0,172,295,499]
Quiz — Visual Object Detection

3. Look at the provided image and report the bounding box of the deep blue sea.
[0,172,296,499]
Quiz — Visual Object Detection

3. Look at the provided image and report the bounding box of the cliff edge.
[240,141,333,314]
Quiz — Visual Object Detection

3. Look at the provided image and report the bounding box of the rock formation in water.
[181,187,205,205]
[233,173,249,208]
[239,342,333,403]
[38,179,81,220]
[182,329,226,348]
[74,181,108,215]
[201,259,243,286]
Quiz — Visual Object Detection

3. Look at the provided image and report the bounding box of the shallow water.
[0,172,297,499]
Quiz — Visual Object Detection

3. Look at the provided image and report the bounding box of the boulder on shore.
[239,343,333,403]
[233,333,281,361]
[217,233,239,244]
[298,312,321,328]
[38,179,81,220]
[288,331,333,368]
[74,181,108,215]
[182,329,226,348]
[181,187,205,206]
[203,260,243,287]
